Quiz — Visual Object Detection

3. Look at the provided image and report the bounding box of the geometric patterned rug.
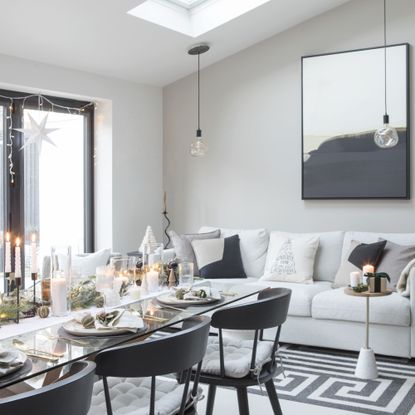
[247,344,415,415]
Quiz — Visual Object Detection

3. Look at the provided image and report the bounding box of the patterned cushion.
[200,336,274,378]
[192,235,247,279]
[89,377,195,415]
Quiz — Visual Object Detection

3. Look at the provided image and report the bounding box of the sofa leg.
[265,380,282,415]
[236,387,250,415]
[205,385,216,415]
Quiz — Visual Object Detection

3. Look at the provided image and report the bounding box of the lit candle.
[4,232,11,273]
[15,237,21,281]
[146,269,159,292]
[31,233,38,274]
[350,271,361,288]
[51,273,68,316]
[362,264,375,284]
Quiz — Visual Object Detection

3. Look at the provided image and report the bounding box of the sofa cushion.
[333,240,387,288]
[246,280,332,317]
[269,231,344,282]
[191,235,246,279]
[169,229,220,275]
[312,288,411,327]
[261,234,319,284]
[199,227,269,279]
[341,232,415,261]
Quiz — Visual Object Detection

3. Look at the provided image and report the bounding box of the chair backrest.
[94,315,211,415]
[211,287,291,330]
[211,288,291,378]
[0,361,96,415]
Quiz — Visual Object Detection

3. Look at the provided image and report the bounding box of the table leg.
[355,296,378,380]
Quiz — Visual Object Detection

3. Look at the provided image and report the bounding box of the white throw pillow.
[60,249,111,278]
[260,235,319,284]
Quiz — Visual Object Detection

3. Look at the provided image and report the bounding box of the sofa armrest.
[410,268,415,357]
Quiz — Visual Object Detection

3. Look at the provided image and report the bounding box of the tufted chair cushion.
[200,336,274,378]
[88,377,197,415]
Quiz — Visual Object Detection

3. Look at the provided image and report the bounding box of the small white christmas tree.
[139,226,158,252]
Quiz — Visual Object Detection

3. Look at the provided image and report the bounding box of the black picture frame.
[301,43,410,200]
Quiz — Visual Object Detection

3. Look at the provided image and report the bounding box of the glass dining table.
[0,283,260,397]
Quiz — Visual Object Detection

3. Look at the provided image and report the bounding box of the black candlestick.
[5,272,10,296]
[162,210,171,249]
[31,272,38,306]
[15,276,21,324]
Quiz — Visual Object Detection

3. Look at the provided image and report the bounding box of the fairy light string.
[0,93,94,184]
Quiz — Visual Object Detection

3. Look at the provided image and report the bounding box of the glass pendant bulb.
[190,129,207,157]
[374,114,399,149]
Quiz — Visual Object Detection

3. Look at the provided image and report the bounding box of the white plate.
[62,320,131,337]
[157,293,221,306]
[0,350,27,378]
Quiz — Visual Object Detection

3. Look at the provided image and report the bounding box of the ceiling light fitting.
[189,44,209,158]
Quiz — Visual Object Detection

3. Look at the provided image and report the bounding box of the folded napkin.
[0,347,25,376]
[95,310,144,332]
[181,286,221,301]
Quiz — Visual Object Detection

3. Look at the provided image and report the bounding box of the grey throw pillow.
[169,229,220,275]
[377,241,415,290]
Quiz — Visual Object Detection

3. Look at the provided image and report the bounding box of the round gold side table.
[344,287,392,380]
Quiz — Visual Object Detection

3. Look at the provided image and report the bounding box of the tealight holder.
[142,243,164,293]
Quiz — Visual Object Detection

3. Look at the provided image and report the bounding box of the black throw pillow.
[191,235,247,279]
[348,240,387,270]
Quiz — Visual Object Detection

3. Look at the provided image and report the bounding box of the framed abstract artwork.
[301,44,409,199]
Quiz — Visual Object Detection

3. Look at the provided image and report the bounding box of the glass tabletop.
[0,284,260,391]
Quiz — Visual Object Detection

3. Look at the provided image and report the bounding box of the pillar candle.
[146,270,159,292]
[350,271,361,288]
[4,232,11,273]
[362,264,375,284]
[51,275,68,316]
[30,233,38,274]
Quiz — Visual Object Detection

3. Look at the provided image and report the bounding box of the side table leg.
[355,296,378,380]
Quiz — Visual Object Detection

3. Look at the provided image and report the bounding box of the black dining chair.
[0,360,96,415]
[89,315,211,415]
[197,287,291,415]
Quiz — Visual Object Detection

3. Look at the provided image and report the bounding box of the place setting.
[0,345,32,387]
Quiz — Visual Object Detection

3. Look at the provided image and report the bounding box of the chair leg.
[205,385,216,415]
[265,379,282,415]
[236,387,249,415]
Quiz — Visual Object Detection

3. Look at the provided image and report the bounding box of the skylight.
[128,0,271,38]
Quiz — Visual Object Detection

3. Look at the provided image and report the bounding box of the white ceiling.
[0,0,350,87]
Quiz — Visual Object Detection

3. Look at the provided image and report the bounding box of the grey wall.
[163,0,415,234]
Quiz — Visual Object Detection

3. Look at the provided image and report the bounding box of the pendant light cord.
[197,52,201,131]
[384,0,388,116]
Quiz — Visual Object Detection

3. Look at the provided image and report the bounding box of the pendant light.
[374,0,398,149]
[188,44,210,157]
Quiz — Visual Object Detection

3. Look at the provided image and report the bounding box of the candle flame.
[5,232,10,242]
[16,237,20,247]
[31,233,36,243]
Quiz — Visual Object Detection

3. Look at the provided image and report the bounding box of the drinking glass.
[178,262,194,289]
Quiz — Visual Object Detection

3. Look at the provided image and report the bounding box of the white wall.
[163,0,415,234]
[0,53,163,254]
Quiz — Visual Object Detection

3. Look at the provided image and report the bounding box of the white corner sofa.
[166,227,415,359]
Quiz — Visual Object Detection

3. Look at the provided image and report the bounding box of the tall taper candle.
[30,233,38,274]
[5,232,11,273]
[15,237,21,280]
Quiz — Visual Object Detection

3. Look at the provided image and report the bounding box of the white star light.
[15,113,59,152]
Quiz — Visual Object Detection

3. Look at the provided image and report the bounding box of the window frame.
[0,89,94,287]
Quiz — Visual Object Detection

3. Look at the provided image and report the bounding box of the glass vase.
[142,243,163,293]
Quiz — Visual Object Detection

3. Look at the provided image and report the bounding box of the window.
[0,90,94,289]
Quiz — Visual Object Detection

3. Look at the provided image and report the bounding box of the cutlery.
[12,339,63,360]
